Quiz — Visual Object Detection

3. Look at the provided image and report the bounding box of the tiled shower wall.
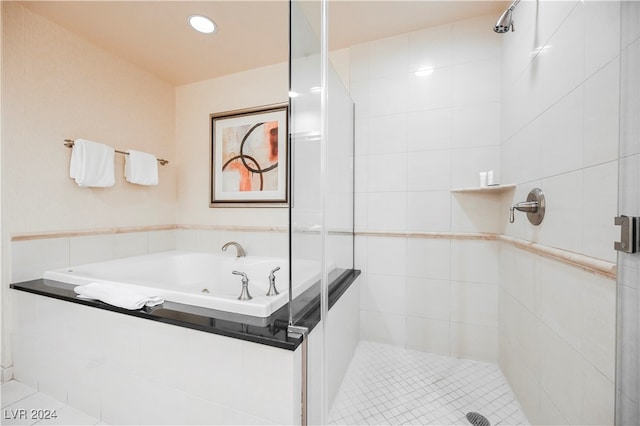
[351,3,620,424]
[351,14,503,362]
[499,1,620,424]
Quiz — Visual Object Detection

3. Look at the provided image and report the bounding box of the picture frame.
[210,103,288,207]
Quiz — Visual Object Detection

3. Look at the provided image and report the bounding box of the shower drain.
[466,412,491,426]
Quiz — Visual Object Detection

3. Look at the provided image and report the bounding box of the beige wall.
[1,2,176,368]
[172,49,348,230]
[174,64,288,228]
[2,2,176,237]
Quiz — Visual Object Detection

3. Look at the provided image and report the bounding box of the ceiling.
[21,1,505,86]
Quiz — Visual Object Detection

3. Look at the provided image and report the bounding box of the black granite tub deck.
[10,268,360,351]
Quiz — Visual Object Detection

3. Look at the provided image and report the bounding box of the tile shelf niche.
[451,184,516,194]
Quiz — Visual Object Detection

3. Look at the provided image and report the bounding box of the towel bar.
[64,139,169,165]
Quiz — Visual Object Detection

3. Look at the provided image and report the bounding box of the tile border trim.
[354,230,498,240]
[178,224,289,233]
[499,235,617,280]
[354,231,616,279]
[10,227,616,279]
[11,224,177,241]
[10,224,291,242]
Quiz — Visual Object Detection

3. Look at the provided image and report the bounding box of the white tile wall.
[10,228,290,288]
[583,58,620,168]
[499,3,620,423]
[539,88,585,177]
[147,230,177,253]
[499,247,616,426]
[358,236,500,363]
[113,232,148,259]
[352,14,502,233]
[582,161,619,262]
[306,279,360,425]
[450,321,498,362]
[450,193,501,233]
[406,278,450,321]
[11,292,301,425]
[351,5,619,425]
[406,238,451,281]
[406,317,450,354]
[501,1,620,256]
[407,191,451,232]
[326,279,361,407]
[11,230,179,284]
[69,235,115,265]
[11,238,70,283]
[352,14,504,363]
[406,108,451,152]
[450,281,498,327]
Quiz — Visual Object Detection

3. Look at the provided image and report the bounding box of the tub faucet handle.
[232,270,252,301]
[266,267,280,296]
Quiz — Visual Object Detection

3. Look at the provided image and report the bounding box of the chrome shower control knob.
[509,188,545,225]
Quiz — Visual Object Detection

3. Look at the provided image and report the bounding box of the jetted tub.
[43,250,323,317]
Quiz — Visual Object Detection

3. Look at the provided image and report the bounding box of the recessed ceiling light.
[189,15,217,34]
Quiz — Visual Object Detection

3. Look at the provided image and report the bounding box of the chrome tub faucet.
[221,241,246,257]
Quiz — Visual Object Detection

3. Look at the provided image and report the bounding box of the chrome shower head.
[494,0,521,33]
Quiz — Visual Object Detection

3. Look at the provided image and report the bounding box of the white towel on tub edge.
[74,282,164,310]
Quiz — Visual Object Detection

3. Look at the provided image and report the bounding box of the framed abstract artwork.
[210,103,288,206]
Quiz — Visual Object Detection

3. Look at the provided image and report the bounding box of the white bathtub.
[43,250,322,317]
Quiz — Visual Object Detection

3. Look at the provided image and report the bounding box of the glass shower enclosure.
[288,0,356,423]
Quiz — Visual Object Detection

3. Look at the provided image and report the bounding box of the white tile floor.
[328,342,529,426]
[2,343,528,426]
[1,381,106,426]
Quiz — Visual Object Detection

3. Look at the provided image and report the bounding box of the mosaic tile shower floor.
[328,342,529,426]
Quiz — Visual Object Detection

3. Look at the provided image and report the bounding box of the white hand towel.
[125,150,159,185]
[69,139,115,187]
[74,282,164,310]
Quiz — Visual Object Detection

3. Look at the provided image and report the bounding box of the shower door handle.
[614,215,639,254]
